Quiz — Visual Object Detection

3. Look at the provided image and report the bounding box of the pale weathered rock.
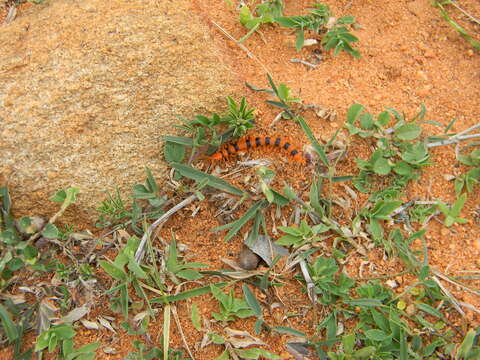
[0,0,237,219]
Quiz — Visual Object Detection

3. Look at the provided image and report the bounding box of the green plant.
[239,0,284,34]
[210,284,254,322]
[224,96,256,138]
[276,219,329,247]
[434,1,480,52]
[307,256,354,305]
[327,333,376,359]
[437,193,468,227]
[360,199,402,244]
[35,324,99,359]
[166,234,206,283]
[98,236,159,318]
[408,204,436,224]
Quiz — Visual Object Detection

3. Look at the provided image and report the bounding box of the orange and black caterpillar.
[208,135,311,164]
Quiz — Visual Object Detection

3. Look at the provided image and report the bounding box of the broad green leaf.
[364,329,389,342]
[164,141,185,163]
[457,329,476,359]
[163,135,194,147]
[0,304,18,342]
[190,304,201,331]
[176,269,203,281]
[395,123,422,140]
[295,29,305,51]
[373,158,391,175]
[234,348,280,359]
[242,284,262,317]
[98,260,127,281]
[41,224,59,239]
[416,303,443,318]
[346,104,364,124]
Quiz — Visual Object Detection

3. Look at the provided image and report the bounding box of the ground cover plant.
[1,1,480,359]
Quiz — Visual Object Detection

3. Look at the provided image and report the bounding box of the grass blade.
[297,116,329,166]
[212,200,267,241]
[163,304,171,360]
[150,282,230,304]
[242,284,262,318]
[171,163,245,196]
[0,304,18,342]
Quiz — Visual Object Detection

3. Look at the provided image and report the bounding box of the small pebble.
[238,248,260,270]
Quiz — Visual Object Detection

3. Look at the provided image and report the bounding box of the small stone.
[238,248,260,270]
[441,227,449,236]
[467,49,474,57]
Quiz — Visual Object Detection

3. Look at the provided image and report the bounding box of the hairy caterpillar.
[208,135,311,164]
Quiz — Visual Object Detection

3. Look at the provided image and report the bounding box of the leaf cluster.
[240,2,360,57]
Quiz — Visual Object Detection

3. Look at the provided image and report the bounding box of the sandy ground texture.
[0,0,238,220]
[1,0,480,359]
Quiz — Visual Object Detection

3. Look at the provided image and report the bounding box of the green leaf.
[416,303,443,318]
[215,350,230,360]
[353,346,377,358]
[373,158,391,175]
[346,104,364,124]
[163,136,194,147]
[176,269,203,281]
[295,29,305,51]
[234,348,280,359]
[457,329,476,359]
[0,304,18,342]
[41,224,59,239]
[164,141,185,163]
[50,187,80,208]
[451,193,467,217]
[127,258,148,279]
[191,304,201,331]
[364,329,389,342]
[272,326,306,337]
[395,123,422,140]
[98,260,127,281]
[297,116,329,166]
[171,163,245,196]
[243,284,262,318]
[151,282,230,304]
[212,200,267,242]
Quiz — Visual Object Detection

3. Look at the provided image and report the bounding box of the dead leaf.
[98,316,116,333]
[80,319,100,330]
[286,342,315,360]
[36,299,58,333]
[246,235,289,267]
[225,328,266,349]
[54,303,90,325]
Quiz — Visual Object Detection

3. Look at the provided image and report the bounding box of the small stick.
[427,124,480,148]
[269,111,284,127]
[449,1,480,26]
[135,194,197,263]
[432,275,465,317]
[211,21,271,76]
[290,59,318,69]
[172,305,196,360]
[432,270,480,296]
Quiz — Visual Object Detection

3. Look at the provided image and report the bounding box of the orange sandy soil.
[2,0,480,359]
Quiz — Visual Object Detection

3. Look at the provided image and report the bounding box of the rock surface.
[0,0,237,218]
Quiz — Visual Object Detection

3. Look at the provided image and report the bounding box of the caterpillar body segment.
[208,135,311,164]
